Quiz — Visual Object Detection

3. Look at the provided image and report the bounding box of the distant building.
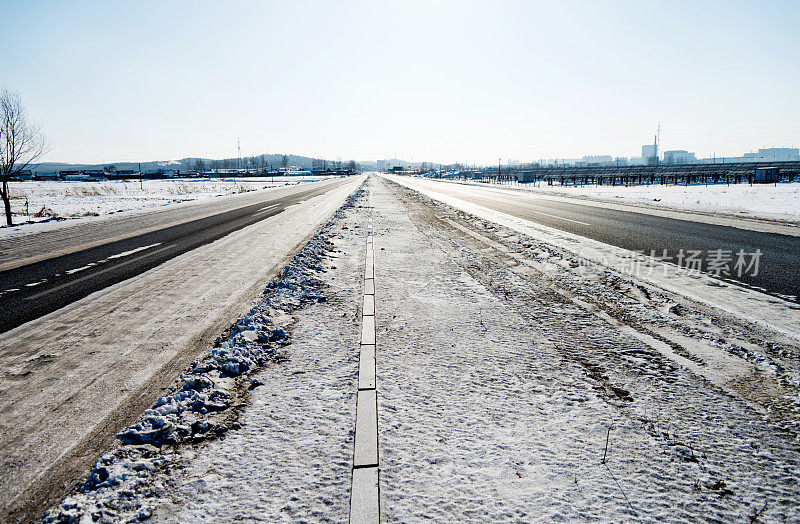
[582,155,614,167]
[642,144,657,165]
[742,148,800,162]
[663,150,697,164]
[701,147,800,163]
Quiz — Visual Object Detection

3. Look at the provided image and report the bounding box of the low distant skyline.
[3,1,798,165]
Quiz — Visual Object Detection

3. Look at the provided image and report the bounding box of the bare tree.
[281,154,289,171]
[1,88,49,225]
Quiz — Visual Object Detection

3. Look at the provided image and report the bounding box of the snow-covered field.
[3,176,330,224]
[475,179,800,223]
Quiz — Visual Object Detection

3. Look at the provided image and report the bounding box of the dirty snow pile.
[39,185,364,523]
[486,180,800,222]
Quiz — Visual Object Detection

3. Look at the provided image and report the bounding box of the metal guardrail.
[446,160,800,186]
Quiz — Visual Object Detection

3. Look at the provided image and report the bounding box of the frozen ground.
[34,174,800,522]
[469,179,800,223]
[1,176,331,229]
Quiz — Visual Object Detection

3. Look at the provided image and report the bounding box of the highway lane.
[0,178,352,333]
[412,181,800,302]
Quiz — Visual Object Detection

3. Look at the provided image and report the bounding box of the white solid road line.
[433,177,800,237]
[523,208,591,226]
[254,204,280,215]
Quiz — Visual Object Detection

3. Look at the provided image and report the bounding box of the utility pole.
[237,137,241,172]
[656,122,662,166]
[138,162,143,191]
[498,158,501,184]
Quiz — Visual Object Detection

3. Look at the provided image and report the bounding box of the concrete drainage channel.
[349,205,380,523]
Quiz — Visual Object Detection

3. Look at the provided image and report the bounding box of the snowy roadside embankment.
[472,179,800,223]
[40,183,366,523]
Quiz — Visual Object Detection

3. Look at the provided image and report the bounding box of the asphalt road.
[422,182,800,302]
[0,178,351,333]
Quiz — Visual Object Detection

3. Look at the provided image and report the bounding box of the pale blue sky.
[3,0,798,164]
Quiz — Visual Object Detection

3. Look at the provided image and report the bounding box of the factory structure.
[534,146,799,169]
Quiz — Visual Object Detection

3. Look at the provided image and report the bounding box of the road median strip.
[349,221,380,523]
